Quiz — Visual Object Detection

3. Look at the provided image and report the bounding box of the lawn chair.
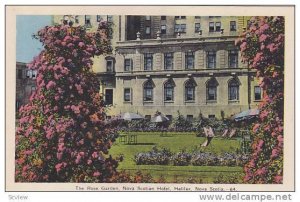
[201,126,214,147]
[229,129,237,138]
[221,129,229,138]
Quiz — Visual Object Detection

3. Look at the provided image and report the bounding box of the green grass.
[109,132,244,183]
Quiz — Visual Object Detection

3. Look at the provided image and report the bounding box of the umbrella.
[118,112,144,121]
[232,108,259,122]
[151,114,169,123]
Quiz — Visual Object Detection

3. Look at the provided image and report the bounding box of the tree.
[15,23,120,182]
[236,16,284,183]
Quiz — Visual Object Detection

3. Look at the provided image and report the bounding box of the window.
[185,80,196,101]
[105,89,113,105]
[181,24,186,32]
[228,50,238,68]
[195,23,201,33]
[187,115,193,122]
[144,53,153,71]
[195,16,201,19]
[161,16,166,20]
[175,16,186,20]
[175,24,186,33]
[85,15,91,27]
[75,16,79,23]
[164,80,175,101]
[107,15,113,22]
[175,24,180,32]
[206,78,218,101]
[164,53,173,70]
[143,80,154,101]
[124,59,132,72]
[26,70,32,78]
[185,52,194,69]
[124,88,131,102]
[145,26,151,35]
[228,79,240,101]
[97,15,101,22]
[32,70,37,79]
[215,22,221,32]
[106,60,114,72]
[161,25,167,34]
[207,51,216,69]
[254,86,262,100]
[145,115,151,120]
[230,21,236,31]
[145,16,151,21]
[17,69,23,79]
[209,22,215,32]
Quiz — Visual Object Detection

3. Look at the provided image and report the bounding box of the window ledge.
[185,100,195,103]
[228,100,240,104]
[123,101,132,104]
[164,101,174,103]
[143,101,153,103]
[254,100,262,102]
[206,100,217,104]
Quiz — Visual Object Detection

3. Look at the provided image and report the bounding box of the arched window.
[164,79,175,101]
[143,80,154,101]
[228,78,240,101]
[185,79,196,101]
[206,78,218,101]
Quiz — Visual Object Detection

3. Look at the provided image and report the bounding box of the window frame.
[106,59,114,72]
[124,58,132,72]
[254,86,262,101]
[185,52,195,69]
[228,79,240,101]
[215,22,221,32]
[144,53,153,71]
[209,22,215,32]
[195,23,201,33]
[164,80,175,102]
[124,88,132,102]
[185,80,196,102]
[207,51,216,69]
[230,21,237,31]
[164,53,174,70]
[206,79,218,101]
[143,80,154,102]
[228,50,238,68]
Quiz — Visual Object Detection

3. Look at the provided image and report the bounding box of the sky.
[16,15,52,63]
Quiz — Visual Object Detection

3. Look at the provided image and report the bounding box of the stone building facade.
[16,62,37,111]
[52,15,262,120]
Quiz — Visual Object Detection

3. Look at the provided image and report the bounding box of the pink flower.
[253,123,260,133]
[93,171,100,177]
[87,159,92,165]
[75,84,83,95]
[271,148,279,159]
[274,175,283,183]
[78,42,85,48]
[92,152,98,159]
[56,152,63,160]
[259,34,268,42]
[55,163,63,173]
[240,42,247,51]
[46,81,56,90]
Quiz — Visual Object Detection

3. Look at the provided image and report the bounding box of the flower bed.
[134,148,249,167]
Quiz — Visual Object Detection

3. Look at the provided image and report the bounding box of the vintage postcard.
[5,5,295,192]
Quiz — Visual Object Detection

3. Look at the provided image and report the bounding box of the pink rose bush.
[236,16,284,184]
[15,23,121,182]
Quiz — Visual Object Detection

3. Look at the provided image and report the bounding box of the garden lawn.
[109,132,244,183]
